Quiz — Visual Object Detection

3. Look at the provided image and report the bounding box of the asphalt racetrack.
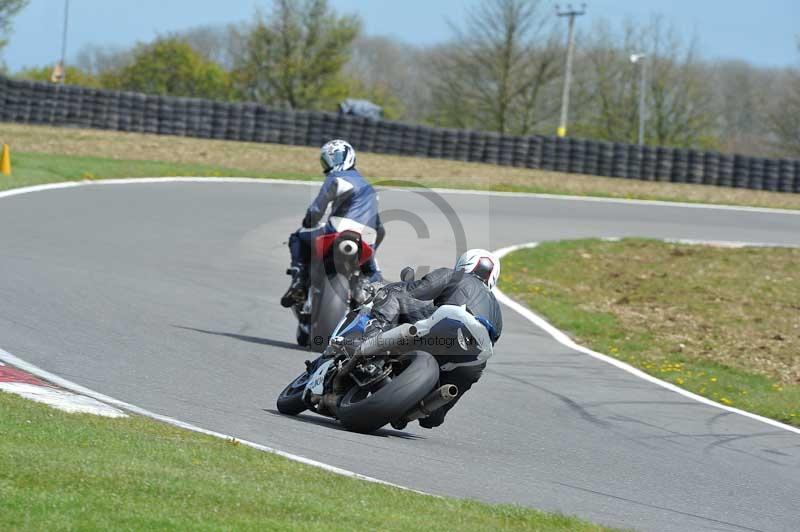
[1,180,799,531]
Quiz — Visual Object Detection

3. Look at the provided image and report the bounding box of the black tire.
[337,351,439,433]
[308,273,349,353]
[296,325,309,347]
[276,372,309,416]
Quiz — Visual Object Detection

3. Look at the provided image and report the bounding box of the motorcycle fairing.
[313,232,374,265]
[304,359,335,398]
[333,311,370,339]
[412,305,494,369]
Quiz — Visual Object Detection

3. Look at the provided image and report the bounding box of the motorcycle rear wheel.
[308,273,350,353]
[295,324,309,347]
[337,351,439,433]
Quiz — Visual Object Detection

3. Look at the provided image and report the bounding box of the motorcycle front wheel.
[276,371,309,415]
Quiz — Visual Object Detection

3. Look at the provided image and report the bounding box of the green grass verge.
[0,151,318,193]
[499,239,800,427]
[3,151,800,214]
[0,392,612,531]
[1,151,569,197]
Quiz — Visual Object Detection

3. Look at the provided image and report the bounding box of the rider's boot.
[418,408,447,429]
[280,265,307,308]
[391,419,408,431]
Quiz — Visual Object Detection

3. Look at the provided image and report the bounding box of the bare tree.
[712,60,764,152]
[73,44,135,76]
[648,18,715,147]
[0,0,27,65]
[768,70,800,156]
[572,20,640,141]
[73,25,241,78]
[770,78,800,156]
[344,35,435,120]
[429,0,562,135]
[707,59,786,155]
[166,24,242,70]
[347,36,411,98]
[574,16,715,148]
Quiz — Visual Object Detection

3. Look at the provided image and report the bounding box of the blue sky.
[3,0,798,72]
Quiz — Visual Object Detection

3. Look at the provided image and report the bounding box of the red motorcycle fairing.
[313,232,374,265]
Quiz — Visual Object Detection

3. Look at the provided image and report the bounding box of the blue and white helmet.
[455,249,500,289]
[320,139,356,173]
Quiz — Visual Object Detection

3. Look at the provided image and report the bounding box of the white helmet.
[320,139,356,173]
[455,249,500,289]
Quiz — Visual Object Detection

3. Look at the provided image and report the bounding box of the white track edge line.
[492,241,800,436]
[0,381,128,418]
[0,348,430,495]
[1,176,799,216]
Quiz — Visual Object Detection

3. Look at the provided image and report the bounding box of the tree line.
[3,0,799,158]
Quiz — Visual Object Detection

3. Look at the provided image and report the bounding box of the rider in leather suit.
[281,139,384,308]
[367,249,503,429]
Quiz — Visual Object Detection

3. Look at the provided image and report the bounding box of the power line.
[556,3,586,138]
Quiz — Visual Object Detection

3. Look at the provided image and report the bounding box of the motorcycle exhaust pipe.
[402,384,459,422]
[338,240,359,256]
[357,323,419,357]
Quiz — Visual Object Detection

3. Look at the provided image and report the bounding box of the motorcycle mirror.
[400,266,415,283]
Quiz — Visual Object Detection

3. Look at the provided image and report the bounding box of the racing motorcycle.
[277,280,494,433]
[291,230,376,352]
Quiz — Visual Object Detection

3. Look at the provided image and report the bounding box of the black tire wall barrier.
[0,76,798,194]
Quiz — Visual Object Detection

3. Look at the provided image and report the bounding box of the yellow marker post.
[556,126,567,138]
[0,144,11,175]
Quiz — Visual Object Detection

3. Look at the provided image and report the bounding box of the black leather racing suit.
[370,267,503,428]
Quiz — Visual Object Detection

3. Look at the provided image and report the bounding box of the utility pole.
[630,53,647,145]
[556,3,586,138]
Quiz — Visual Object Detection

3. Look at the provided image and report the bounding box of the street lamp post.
[57,0,70,84]
[556,3,586,138]
[630,53,647,145]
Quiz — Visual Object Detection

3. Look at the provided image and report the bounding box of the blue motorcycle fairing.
[333,310,370,338]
